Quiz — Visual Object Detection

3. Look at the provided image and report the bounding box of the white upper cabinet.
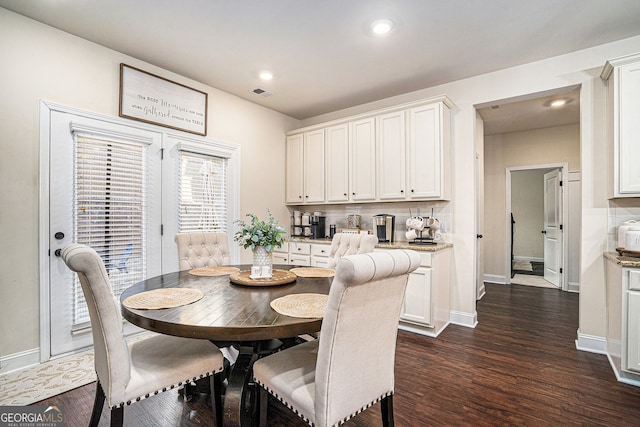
[285,133,304,204]
[325,124,350,203]
[377,111,406,200]
[285,130,325,204]
[285,95,452,205]
[407,102,451,200]
[602,53,640,197]
[303,129,325,203]
[350,118,377,202]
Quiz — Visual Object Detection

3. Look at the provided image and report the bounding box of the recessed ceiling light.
[550,99,567,108]
[371,19,394,35]
[259,71,273,81]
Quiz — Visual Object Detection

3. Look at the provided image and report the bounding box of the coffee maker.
[373,214,395,242]
[310,215,326,239]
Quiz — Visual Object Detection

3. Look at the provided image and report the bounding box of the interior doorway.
[475,85,581,294]
[508,165,566,290]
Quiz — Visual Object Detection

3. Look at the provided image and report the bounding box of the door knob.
[541,230,547,234]
[477,234,483,239]
[54,249,62,257]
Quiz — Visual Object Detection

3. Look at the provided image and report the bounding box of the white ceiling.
[2,0,640,123]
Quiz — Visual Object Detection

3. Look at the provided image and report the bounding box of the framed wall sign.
[119,64,208,136]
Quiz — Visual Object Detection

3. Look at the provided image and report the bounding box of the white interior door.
[48,110,163,356]
[543,169,562,287]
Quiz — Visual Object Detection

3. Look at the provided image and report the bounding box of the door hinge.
[161,224,164,235]
[160,148,164,160]
[560,267,563,274]
[560,224,563,231]
[560,180,563,187]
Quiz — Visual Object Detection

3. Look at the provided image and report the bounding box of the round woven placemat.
[188,266,240,277]
[270,293,328,318]
[290,267,335,278]
[122,288,204,310]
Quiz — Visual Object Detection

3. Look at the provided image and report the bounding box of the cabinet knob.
[352,192,356,195]
[298,195,302,199]
[305,195,309,198]
[400,189,404,193]
[411,189,415,193]
[344,193,347,196]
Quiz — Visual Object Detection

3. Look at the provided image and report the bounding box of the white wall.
[0,9,299,361]
[301,36,640,342]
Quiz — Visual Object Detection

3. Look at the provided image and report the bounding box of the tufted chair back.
[327,233,378,269]
[175,231,231,271]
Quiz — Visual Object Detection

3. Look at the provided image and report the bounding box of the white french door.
[48,110,163,356]
[543,169,562,288]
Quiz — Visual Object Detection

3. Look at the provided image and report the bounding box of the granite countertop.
[604,251,640,268]
[289,237,452,252]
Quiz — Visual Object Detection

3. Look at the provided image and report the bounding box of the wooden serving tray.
[229,269,297,287]
[616,247,640,257]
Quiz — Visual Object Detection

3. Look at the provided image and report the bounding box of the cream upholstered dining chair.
[253,249,421,427]
[175,231,231,271]
[61,244,225,427]
[326,232,378,268]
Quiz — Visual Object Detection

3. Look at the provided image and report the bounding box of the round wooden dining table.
[120,265,332,427]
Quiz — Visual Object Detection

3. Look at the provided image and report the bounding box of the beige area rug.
[0,333,151,406]
[511,274,558,289]
[512,260,533,271]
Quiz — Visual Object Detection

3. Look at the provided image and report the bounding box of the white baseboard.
[567,281,580,293]
[575,331,607,354]
[484,274,507,284]
[0,347,40,375]
[513,256,544,263]
[449,310,477,328]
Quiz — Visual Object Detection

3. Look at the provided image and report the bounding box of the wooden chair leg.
[258,386,268,427]
[110,406,124,427]
[381,394,394,427]
[211,373,224,427]
[89,380,106,427]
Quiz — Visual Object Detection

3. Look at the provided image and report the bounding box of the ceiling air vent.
[251,87,273,97]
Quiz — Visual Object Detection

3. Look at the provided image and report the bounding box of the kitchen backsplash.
[608,199,640,250]
[288,201,451,243]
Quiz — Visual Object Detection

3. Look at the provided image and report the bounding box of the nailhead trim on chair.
[109,369,223,409]
[253,379,393,427]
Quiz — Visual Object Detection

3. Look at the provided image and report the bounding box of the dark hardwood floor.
[34,283,640,426]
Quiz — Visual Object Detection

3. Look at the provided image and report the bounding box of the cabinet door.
[407,103,442,198]
[618,62,640,195]
[273,252,289,265]
[377,111,406,200]
[289,254,311,266]
[303,129,325,203]
[350,118,376,201]
[325,124,350,202]
[627,290,640,372]
[400,267,433,326]
[286,134,304,204]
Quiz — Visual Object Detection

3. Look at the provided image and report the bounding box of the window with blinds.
[178,151,227,233]
[72,135,147,325]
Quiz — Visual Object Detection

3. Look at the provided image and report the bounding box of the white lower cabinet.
[605,256,640,386]
[376,247,451,337]
[311,243,331,267]
[273,243,289,265]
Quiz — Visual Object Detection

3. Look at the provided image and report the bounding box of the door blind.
[178,151,228,233]
[72,135,148,325]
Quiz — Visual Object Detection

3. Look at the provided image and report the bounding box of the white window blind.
[72,135,148,325]
[178,151,227,233]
